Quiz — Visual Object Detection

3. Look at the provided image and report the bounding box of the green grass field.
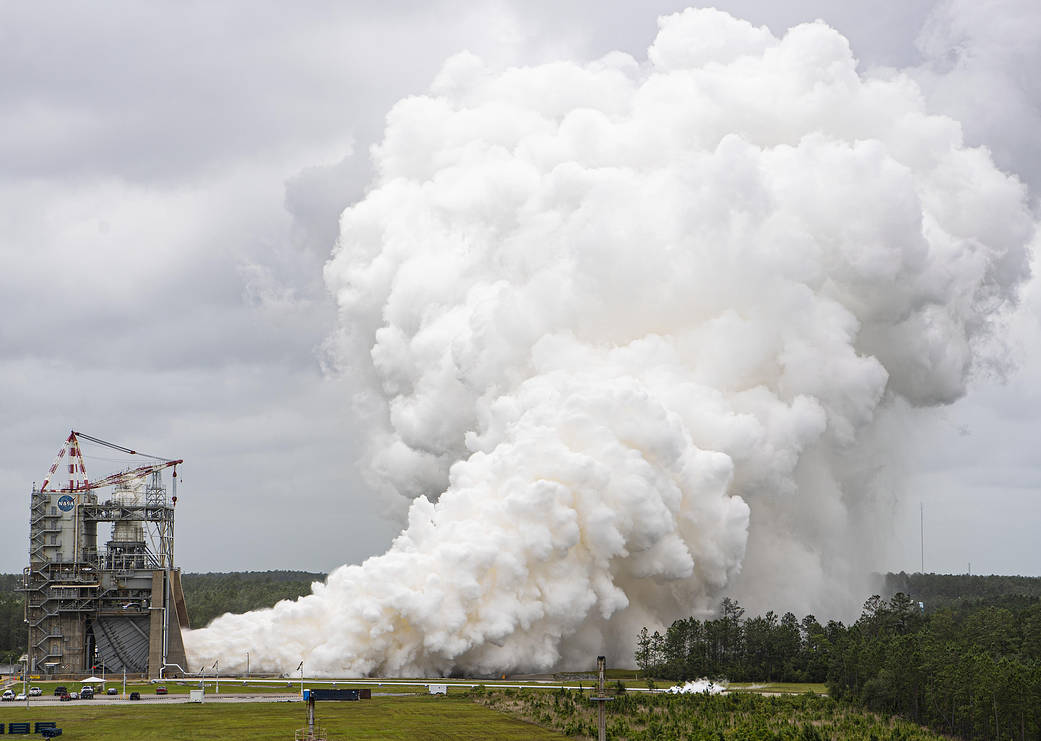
[726,681,828,694]
[0,694,566,740]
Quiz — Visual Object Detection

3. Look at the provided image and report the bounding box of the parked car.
[107,687,117,695]
[59,693,71,702]
[29,687,42,696]
[80,687,94,699]
[1,690,14,701]
[155,685,168,695]
[129,691,141,700]
[68,691,78,699]
[53,685,67,696]
[15,692,26,701]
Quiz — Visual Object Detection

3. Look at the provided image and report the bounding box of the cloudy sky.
[1,0,1038,584]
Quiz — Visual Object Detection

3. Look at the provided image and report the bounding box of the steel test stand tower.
[21,431,191,678]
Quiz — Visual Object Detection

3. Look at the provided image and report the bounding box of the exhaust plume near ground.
[184,9,1035,676]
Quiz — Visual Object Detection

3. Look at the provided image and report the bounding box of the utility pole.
[308,692,316,736]
[589,656,612,741]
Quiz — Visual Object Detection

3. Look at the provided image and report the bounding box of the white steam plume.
[184,9,1035,675]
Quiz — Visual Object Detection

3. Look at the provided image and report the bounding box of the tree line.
[635,597,834,683]
[0,570,326,663]
[636,588,1041,740]
[0,574,26,665]
[831,592,1040,740]
[883,571,1041,611]
[180,570,325,628]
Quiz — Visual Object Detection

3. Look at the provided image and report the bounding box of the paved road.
[6,693,303,706]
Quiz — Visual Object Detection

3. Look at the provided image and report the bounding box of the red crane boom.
[39,430,182,493]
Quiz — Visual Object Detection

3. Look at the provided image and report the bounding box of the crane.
[39,430,182,494]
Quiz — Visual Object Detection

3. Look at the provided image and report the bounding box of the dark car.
[129,691,141,701]
[107,687,117,695]
[54,686,67,696]
[155,686,168,695]
[80,688,94,699]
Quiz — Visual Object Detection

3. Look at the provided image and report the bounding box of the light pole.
[298,660,304,698]
[246,652,249,678]
[122,666,126,698]
[213,660,219,694]
[23,657,28,710]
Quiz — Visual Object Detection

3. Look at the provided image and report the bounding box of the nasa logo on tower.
[57,495,75,512]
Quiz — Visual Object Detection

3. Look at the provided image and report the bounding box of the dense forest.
[0,570,326,663]
[637,579,1041,739]
[831,593,1040,740]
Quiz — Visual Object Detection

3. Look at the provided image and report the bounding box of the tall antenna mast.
[920,502,924,574]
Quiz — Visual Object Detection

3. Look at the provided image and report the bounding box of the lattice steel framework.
[20,432,188,678]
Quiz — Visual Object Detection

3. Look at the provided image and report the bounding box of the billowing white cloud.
[185,8,1035,675]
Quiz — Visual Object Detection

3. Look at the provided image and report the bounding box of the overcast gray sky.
[1,0,1038,580]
